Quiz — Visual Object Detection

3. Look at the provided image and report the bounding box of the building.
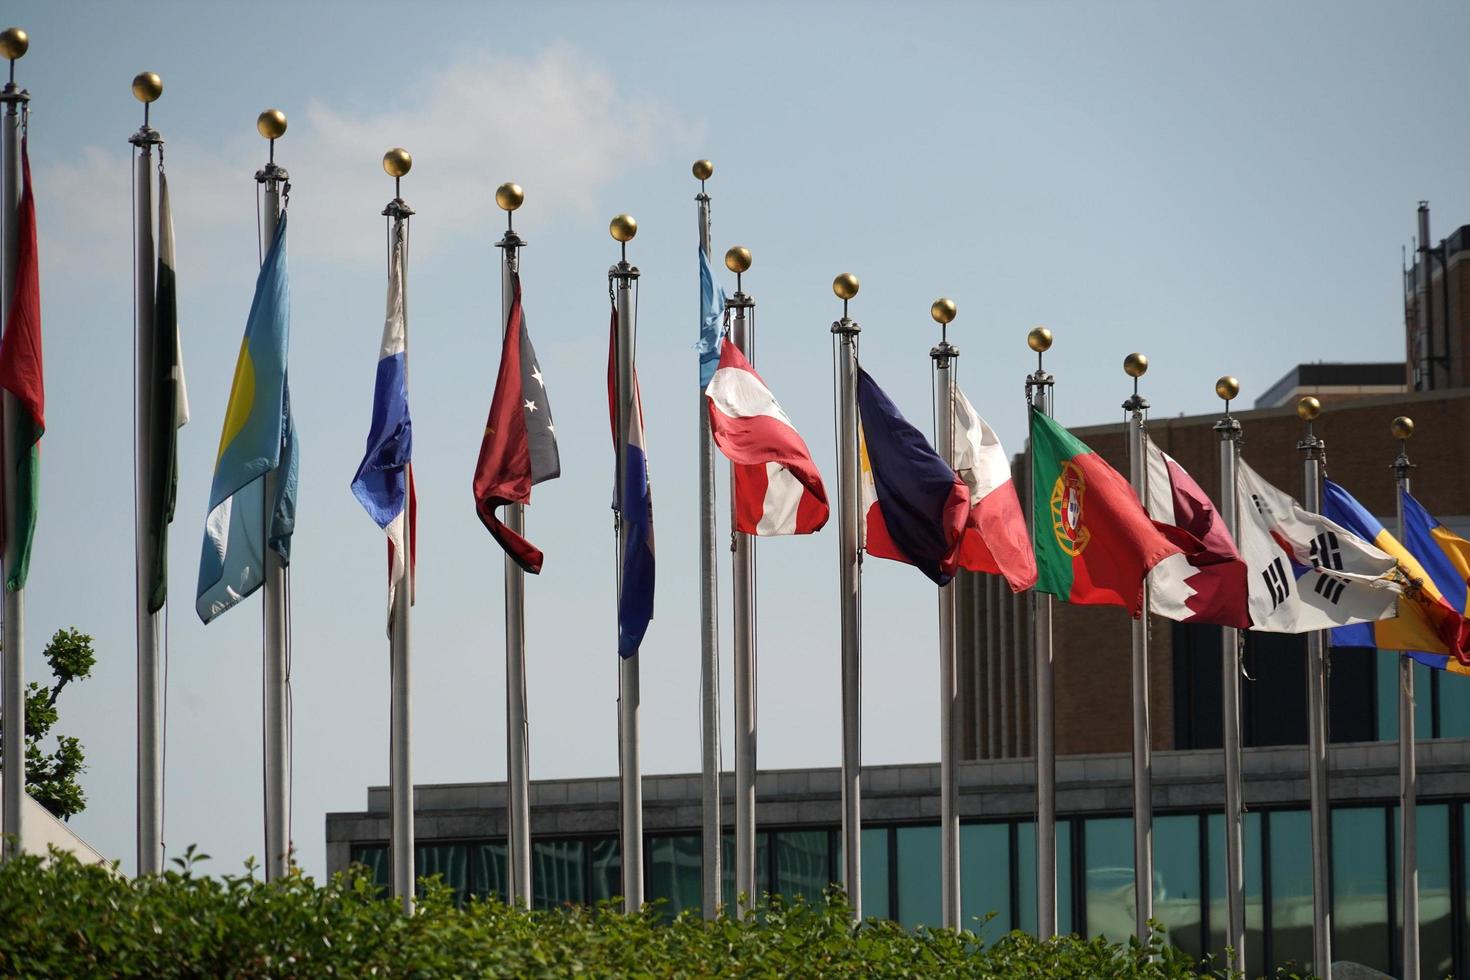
[1403,206,1470,393]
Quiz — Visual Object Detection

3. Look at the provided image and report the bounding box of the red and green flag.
[1030,408,1178,616]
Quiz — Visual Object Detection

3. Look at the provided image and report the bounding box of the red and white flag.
[705,342,828,535]
[950,383,1036,592]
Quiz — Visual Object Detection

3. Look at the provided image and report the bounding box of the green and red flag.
[0,134,44,592]
[1030,408,1179,616]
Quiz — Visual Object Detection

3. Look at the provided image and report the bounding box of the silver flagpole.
[694,160,722,919]
[128,71,163,876]
[1025,326,1056,938]
[384,148,416,913]
[1122,353,1153,944]
[256,109,291,882]
[727,246,757,909]
[931,298,960,930]
[1392,415,1418,980]
[1213,376,1246,966]
[0,29,27,864]
[610,214,643,913]
[831,273,862,921]
[1297,395,1333,979]
[495,181,532,907]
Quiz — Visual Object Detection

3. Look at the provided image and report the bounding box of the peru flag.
[705,342,828,535]
[1142,439,1250,627]
[951,383,1036,593]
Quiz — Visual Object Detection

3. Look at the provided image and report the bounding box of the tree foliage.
[0,627,97,819]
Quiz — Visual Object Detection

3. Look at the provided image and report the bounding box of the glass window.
[589,838,620,905]
[774,830,831,907]
[1438,674,1470,739]
[1332,807,1389,973]
[896,825,941,930]
[416,844,469,904]
[1083,817,1134,943]
[1376,651,1398,743]
[1017,819,1073,937]
[1155,814,1203,962]
[961,822,1010,937]
[1268,809,1314,974]
[647,835,703,919]
[1207,810,1264,979]
[860,827,890,921]
[1394,803,1453,980]
[349,844,389,893]
[532,839,586,909]
[472,842,507,901]
[721,832,770,910]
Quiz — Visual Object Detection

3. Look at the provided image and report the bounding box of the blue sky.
[9,0,1470,878]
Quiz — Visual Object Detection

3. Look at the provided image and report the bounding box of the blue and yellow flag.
[195,216,299,623]
[1399,489,1470,674]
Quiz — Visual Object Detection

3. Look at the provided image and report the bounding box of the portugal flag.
[0,135,43,592]
[1030,409,1178,616]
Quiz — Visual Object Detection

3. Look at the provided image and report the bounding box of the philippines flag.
[951,382,1036,592]
[351,221,416,628]
[705,342,828,535]
[609,310,653,658]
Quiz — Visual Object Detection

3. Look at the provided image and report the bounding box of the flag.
[1233,458,1398,633]
[1324,480,1469,660]
[473,275,560,573]
[0,134,43,592]
[1142,438,1249,627]
[144,168,189,612]
[351,220,415,628]
[705,341,828,535]
[857,368,968,586]
[609,309,653,657]
[1030,409,1180,616]
[196,215,298,624]
[1397,490,1470,673]
[951,382,1036,593]
[696,244,726,390]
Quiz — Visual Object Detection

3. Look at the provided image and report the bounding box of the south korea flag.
[1236,458,1402,633]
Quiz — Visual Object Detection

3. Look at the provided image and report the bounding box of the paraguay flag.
[196,215,298,623]
[351,220,415,628]
[857,368,968,586]
[609,309,653,657]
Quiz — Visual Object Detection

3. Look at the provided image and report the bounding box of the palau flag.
[608,309,653,658]
[1328,481,1470,671]
[196,216,298,624]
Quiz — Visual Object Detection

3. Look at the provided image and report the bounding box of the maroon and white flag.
[1143,438,1250,627]
[705,341,828,535]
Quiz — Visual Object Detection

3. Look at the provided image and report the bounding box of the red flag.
[472,279,560,573]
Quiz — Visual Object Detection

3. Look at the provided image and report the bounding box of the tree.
[0,628,96,820]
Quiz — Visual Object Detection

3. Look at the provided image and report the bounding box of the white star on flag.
[524,399,537,413]
[531,367,545,388]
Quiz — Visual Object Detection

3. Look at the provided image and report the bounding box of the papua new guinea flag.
[1030,408,1180,616]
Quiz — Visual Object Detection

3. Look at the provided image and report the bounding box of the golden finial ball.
[725,246,751,274]
[131,72,163,104]
[1215,376,1240,401]
[382,147,412,178]
[0,28,28,61]
[832,273,860,300]
[931,298,957,325]
[1391,416,1415,440]
[1123,352,1148,379]
[692,159,714,181]
[256,109,287,140]
[610,214,638,243]
[495,182,524,211]
[1027,326,1053,353]
[1297,396,1321,421]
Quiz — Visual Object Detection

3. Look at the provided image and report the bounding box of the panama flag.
[857,368,968,586]
[1234,458,1398,633]
[0,133,43,592]
[196,216,298,623]
[351,221,416,627]
[950,382,1035,592]
[705,341,828,535]
[1142,438,1249,627]
[608,310,653,657]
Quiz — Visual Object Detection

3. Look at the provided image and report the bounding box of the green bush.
[0,848,1305,978]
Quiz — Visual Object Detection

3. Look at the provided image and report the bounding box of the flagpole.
[0,28,27,864]
[1297,395,1333,979]
[931,298,961,930]
[1392,415,1418,980]
[831,273,862,921]
[693,160,722,919]
[1213,376,1247,966]
[1025,326,1056,939]
[384,148,416,913]
[610,214,643,914]
[255,109,292,882]
[1122,353,1153,944]
[127,70,163,876]
[495,181,533,907]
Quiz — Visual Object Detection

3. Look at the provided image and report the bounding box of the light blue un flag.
[696,244,726,389]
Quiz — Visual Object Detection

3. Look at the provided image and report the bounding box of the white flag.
[1236,458,1400,633]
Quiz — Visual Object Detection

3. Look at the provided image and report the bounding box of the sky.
[7,0,1470,879]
